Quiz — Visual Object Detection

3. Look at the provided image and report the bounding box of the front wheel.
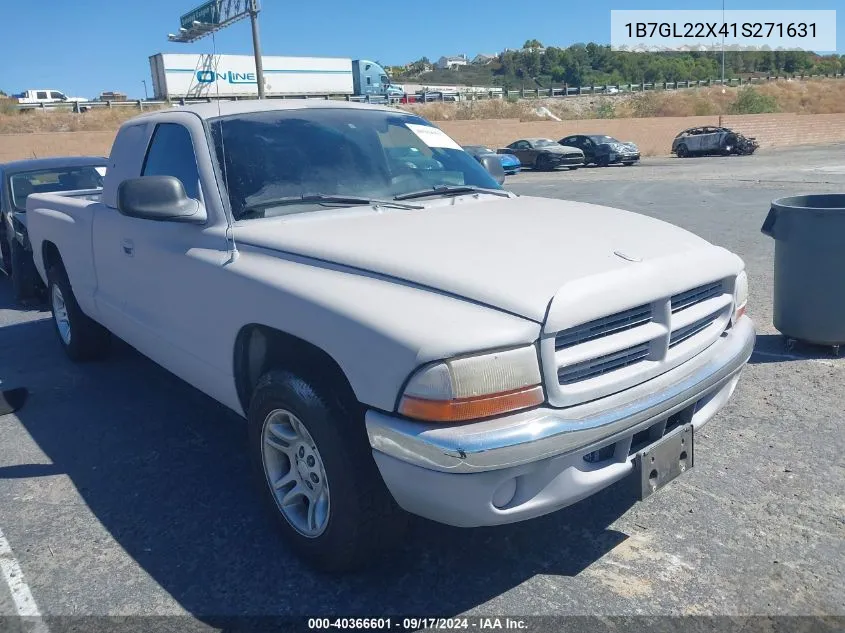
[10,239,34,302]
[676,144,689,158]
[535,155,553,171]
[248,370,407,572]
[47,265,111,361]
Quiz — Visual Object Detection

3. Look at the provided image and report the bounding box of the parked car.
[0,157,106,301]
[498,138,584,171]
[25,101,754,572]
[559,135,640,167]
[462,145,521,175]
[417,91,459,102]
[671,126,759,157]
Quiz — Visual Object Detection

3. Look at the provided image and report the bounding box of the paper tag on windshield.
[405,124,462,150]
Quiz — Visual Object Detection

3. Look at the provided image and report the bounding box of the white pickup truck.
[25,101,755,571]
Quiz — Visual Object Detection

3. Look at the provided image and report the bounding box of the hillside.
[397,44,844,89]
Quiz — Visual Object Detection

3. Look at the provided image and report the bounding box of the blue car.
[462,145,521,175]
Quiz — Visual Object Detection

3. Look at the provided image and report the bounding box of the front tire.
[10,239,33,302]
[535,155,553,171]
[676,144,689,158]
[47,265,111,361]
[248,369,406,572]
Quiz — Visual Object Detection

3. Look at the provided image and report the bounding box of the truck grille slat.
[671,281,722,313]
[670,312,720,347]
[555,305,652,350]
[558,344,650,385]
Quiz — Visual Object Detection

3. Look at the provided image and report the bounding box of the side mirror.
[117,176,206,223]
[479,154,506,185]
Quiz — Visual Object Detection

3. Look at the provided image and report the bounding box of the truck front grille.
[555,305,651,350]
[558,344,650,384]
[670,312,721,347]
[671,281,722,312]
[547,278,734,407]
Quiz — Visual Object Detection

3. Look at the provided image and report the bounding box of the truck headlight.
[398,346,544,423]
[733,270,748,323]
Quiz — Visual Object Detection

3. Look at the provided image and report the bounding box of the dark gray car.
[0,156,106,301]
[498,138,584,171]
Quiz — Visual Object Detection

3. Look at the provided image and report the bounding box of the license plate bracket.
[633,424,694,500]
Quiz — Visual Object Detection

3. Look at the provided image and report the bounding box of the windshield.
[589,135,620,144]
[9,165,105,211]
[534,140,559,147]
[209,108,502,221]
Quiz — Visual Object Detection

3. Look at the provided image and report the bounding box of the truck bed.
[26,191,104,320]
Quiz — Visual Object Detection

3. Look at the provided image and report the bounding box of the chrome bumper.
[366,316,755,474]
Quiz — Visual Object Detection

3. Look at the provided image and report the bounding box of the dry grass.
[0,106,162,134]
[0,80,842,135]
[407,79,845,121]
[401,97,620,122]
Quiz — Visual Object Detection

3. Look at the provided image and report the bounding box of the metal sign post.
[167,0,266,99]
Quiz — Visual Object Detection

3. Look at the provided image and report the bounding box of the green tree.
[729,87,779,114]
[523,39,544,50]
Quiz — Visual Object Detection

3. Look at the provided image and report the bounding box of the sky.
[0,0,841,99]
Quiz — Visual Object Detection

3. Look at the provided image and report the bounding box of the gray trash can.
[761,194,845,350]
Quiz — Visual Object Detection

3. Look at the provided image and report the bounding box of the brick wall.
[720,113,845,150]
[0,131,114,163]
[439,113,845,156]
[437,116,720,157]
[2,113,845,163]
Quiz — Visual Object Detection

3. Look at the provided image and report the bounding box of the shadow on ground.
[0,281,637,618]
[750,333,842,364]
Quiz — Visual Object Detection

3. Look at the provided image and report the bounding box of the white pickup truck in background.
[12,89,89,104]
[25,101,755,571]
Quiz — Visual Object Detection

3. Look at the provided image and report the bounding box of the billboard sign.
[180,1,221,30]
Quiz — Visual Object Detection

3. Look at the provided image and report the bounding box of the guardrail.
[11,93,395,112]
[9,72,845,111]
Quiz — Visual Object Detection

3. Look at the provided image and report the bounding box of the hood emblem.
[614,250,643,263]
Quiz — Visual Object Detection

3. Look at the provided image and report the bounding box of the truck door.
[104,119,231,390]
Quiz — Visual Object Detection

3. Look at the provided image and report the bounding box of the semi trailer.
[149,53,403,100]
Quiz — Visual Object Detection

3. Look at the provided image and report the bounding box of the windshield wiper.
[393,186,510,201]
[241,194,423,216]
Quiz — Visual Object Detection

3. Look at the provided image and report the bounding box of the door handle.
[122,239,134,257]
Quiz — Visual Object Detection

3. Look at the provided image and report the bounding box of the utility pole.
[249,0,265,99]
[721,0,726,88]
[142,80,148,100]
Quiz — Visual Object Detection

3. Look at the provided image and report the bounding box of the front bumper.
[367,316,755,527]
[549,154,585,167]
[609,152,640,163]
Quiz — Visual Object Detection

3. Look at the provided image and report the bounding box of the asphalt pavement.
[0,144,843,628]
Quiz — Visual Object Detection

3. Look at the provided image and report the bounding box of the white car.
[24,100,755,571]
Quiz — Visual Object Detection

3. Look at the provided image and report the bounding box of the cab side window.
[142,123,201,200]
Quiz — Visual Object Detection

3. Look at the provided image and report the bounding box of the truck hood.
[233,195,741,323]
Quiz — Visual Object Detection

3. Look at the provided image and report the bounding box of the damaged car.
[671,126,759,158]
